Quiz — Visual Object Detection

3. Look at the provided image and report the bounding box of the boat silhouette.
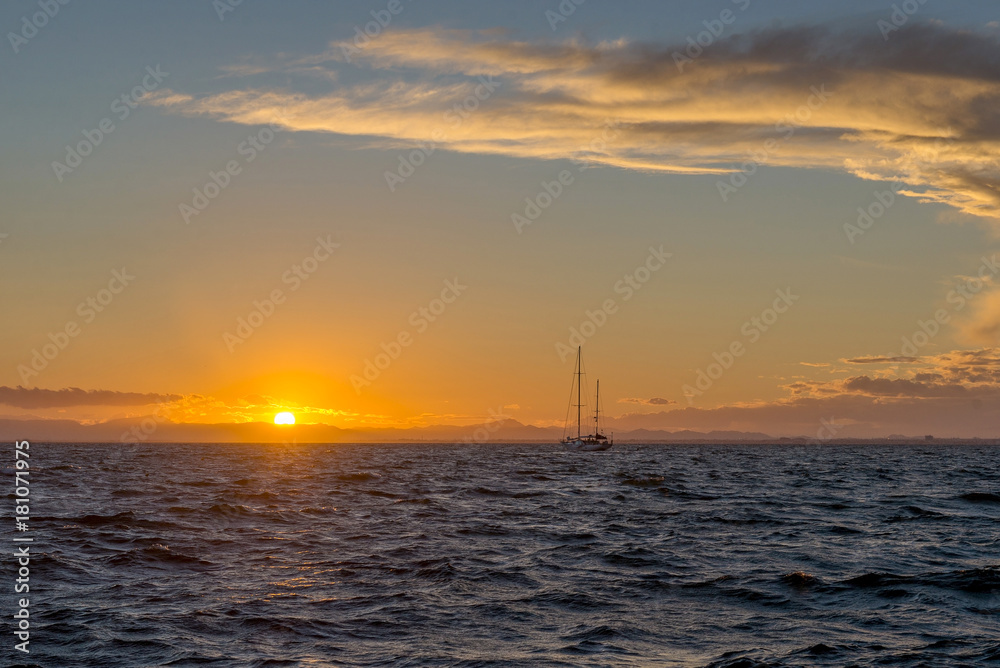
[560,346,613,451]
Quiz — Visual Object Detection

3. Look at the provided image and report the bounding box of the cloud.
[841,375,977,397]
[608,392,1000,438]
[956,288,1000,344]
[619,397,677,406]
[146,22,1000,220]
[0,387,182,409]
[610,347,1000,436]
[785,349,1000,399]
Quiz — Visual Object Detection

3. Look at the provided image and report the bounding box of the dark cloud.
[703,22,1000,82]
[843,375,982,398]
[0,387,182,409]
[619,397,678,406]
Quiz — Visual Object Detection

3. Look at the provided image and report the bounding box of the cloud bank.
[611,348,1000,437]
[0,387,182,409]
[147,22,1000,219]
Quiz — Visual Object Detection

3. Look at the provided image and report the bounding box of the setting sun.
[274,412,295,425]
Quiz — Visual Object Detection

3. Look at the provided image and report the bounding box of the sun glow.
[274,412,296,425]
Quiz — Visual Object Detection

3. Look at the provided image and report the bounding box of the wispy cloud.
[844,356,919,364]
[955,288,1000,344]
[147,22,1000,219]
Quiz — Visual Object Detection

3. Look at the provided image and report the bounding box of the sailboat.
[560,346,613,451]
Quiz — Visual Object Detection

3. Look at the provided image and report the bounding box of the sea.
[7,442,1000,667]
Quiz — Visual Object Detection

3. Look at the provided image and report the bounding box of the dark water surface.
[7,442,1000,667]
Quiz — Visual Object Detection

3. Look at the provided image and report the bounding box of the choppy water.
[6,443,1000,667]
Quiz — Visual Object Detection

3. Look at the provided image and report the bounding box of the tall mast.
[576,346,582,438]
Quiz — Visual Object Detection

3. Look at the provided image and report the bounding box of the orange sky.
[4,7,1000,438]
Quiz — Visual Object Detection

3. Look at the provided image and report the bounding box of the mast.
[595,379,600,435]
[576,346,582,439]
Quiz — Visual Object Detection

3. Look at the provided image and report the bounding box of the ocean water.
[8,442,1000,667]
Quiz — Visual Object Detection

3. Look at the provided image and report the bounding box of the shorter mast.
[594,379,601,436]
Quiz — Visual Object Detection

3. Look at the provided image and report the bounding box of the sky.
[3,0,1000,439]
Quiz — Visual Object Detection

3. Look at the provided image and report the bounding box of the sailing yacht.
[560,346,613,451]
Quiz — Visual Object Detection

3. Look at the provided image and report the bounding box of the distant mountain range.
[0,417,775,444]
[3,417,991,445]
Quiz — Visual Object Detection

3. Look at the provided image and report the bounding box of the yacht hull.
[562,439,613,452]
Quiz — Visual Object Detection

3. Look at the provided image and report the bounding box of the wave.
[704,649,776,667]
[886,505,948,522]
[603,551,660,568]
[522,590,614,611]
[207,503,255,517]
[336,472,381,482]
[106,544,215,569]
[959,492,1000,503]
[111,489,148,497]
[38,512,179,531]
[844,565,1000,593]
[781,571,821,587]
[620,475,666,488]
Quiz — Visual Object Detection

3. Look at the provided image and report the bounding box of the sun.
[274,412,296,425]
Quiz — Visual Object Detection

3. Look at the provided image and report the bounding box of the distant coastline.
[3,417,997,445]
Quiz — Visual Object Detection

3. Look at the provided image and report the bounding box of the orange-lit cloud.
[147,23,1000,219]
[610,347,1000,437]
[786,349,1000,397]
